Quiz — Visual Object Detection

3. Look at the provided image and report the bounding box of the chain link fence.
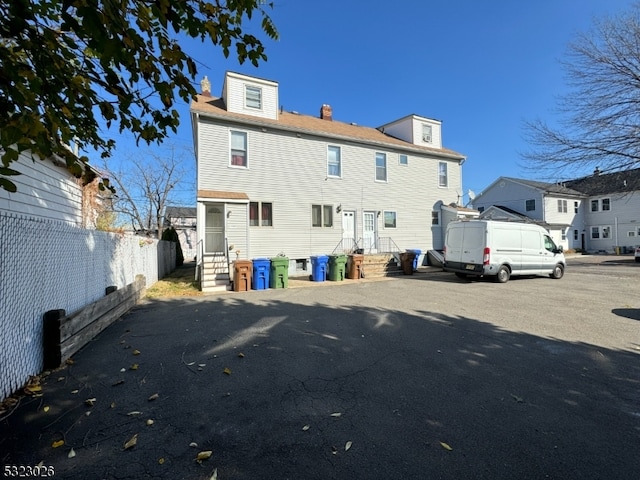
[0,212,175,401]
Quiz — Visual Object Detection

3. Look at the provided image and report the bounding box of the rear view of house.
[190,71,467,290]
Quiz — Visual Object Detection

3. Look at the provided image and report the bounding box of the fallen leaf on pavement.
[148,393,159,401]
[124,434,138,450]
[68,448,76,458]
[440,441,453,451]
[196,450,213,463]
[330,412,342,417]
[510,394,524,403]
[133,350,141,356]
[52,440,64,448]
[146,419,154,426]
[210,468,218,480]
[345,441,352,451]
[130,364,139,370]
[223,368,232,375]
[158,458,165,464]
[302,425,310,431]
[85,398,96,407]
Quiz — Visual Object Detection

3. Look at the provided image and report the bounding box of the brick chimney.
[200,76,211,97]
[320,104,333,121]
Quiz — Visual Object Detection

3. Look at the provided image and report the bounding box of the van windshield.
[544,235,557,252]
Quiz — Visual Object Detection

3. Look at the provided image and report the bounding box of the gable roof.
[564,167,640,196]
[165,206,196,218]
[500,177,584,196]
[191,95,465,161]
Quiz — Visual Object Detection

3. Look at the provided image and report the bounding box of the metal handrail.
[331,238,359,254]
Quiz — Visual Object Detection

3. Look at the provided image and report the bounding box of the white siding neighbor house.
[0,151,101,227]
[191,71,467,290]
[472,168,640,253]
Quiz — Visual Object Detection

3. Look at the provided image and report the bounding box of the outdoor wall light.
[336,204,342,213]
[377,211,381,217]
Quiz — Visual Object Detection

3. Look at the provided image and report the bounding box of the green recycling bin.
[270,256,289,289]
[328,254,347,281]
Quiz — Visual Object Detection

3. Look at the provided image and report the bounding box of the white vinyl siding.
[196,119,462,258]
[222,72,278,119]
[0,152,83,225]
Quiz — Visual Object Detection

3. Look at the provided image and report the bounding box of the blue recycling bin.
[252,258,271,290]
[408,249,422,271]
[310,255,329,282]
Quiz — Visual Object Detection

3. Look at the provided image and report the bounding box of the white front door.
[363,211,376,251]
[342,211,355,245]
[204,204,225,253]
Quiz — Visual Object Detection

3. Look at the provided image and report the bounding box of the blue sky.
[106,0,634,207]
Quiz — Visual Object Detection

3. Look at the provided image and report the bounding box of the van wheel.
[550,264,564,279]
[495,266,510,283]
[455,272,468,279]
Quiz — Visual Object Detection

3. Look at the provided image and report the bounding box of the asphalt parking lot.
[1,255,639,479]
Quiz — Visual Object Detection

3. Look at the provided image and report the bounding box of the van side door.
[521,229,543,272]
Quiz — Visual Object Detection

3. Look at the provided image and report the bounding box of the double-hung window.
[245,85,262,109]
[250,202,272,226]
[591,199,599,212]
[230,131,247,167]
[557,199,567,213]
[327,146,341,177]
[375,153,387,182]
[422,124,432,143]
[602,198,611,211]
[438,162,448,187]
[312,204,333,227]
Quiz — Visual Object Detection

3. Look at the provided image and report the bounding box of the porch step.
[201,253,231,292]
[361,254,402,278]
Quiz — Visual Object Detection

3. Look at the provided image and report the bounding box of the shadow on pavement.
[1,291,639,480]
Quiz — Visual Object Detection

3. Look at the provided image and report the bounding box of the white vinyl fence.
[0,212,176,401]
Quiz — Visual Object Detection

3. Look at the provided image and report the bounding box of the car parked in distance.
[635,246,640,262]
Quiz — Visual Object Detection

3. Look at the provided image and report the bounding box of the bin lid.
[311,255,329,260]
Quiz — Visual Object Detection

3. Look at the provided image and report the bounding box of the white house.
[190,71,467,290]
[472,168,640,253]
[165,206,197,260]
[0,151,101,227]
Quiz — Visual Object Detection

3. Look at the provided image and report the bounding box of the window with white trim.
[438,162,448,187]
[561,228,567,240]
[574,201,579,213]
[602,198,611,211]
[627,231,636,237]
[245,85,262,109]
[591,226,600,239]
[384,211,397,228]
[250,201,272,226]
[557,199,567,213]
[230,131,247,167]
[311,204,333,227]
[399,154,408,166]
[327,146,341,177]
[375,152,387,182]
[574,229,578,241]
[591,199,599,212]
[602,226,611,238]
[422,124,432,143]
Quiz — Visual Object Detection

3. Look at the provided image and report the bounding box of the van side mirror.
[556,245,563,253]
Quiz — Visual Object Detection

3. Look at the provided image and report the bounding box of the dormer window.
[422,124,432,143]
[245,85,262,109]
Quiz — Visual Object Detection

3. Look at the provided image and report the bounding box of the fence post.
[43,309,66,370]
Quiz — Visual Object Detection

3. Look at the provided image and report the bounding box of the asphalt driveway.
[1,257,639,479]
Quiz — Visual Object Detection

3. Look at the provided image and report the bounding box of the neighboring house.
[564,167,640,253]
[0,150,102,227]
[471,168,640,253]
[190,71,466,289]
[165,206,197,260]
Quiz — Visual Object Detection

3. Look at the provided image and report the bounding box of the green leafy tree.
[0,0,278,192]
[523,5,640,177]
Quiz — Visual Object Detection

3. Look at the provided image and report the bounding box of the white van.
[443,220,565,283]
